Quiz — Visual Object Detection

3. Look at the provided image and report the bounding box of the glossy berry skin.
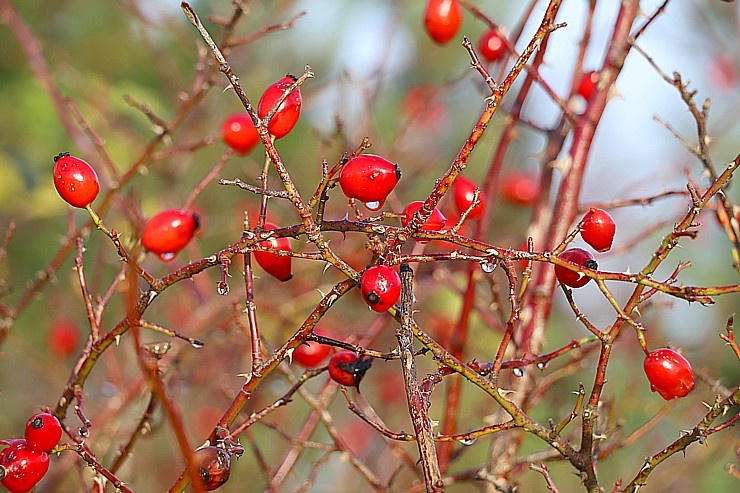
[0,439,50,493]
[253,223,293,282]
[477,29,506,63]
[328,351,373,390]
[577,71,599,100]
[401,201,447,243]
[193,446,231,491]
[581,208,616,252]
[24,413,62,453]
[501,173,540,206]
[554,248,597,288]
[141,209,200,260]
[424,0,462,45]
[293,330,333,368]
[52,152,100,208]
[221,113,259,155]
[360,265,402,312]
[339,154,401,211]
[452,176,485,220]
[257,75,302,139]
[643,348,695,400]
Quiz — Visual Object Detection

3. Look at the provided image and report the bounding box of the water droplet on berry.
[513,367,525,377]
[158,252,176,262]
[480,262,496,273]
[459,437,477,446]
[364,201,382,211]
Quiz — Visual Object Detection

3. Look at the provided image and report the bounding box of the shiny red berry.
[577,71,599,100]
[327,351,373,390]
[221,113,259,155]
[257,75,302,139]
[52,152,100,208]
[452,176,485,220]
[401,201,447,243]
[293,329,333,368]
[643,348,695,400]
[360,265,401,312]
[24,413,62,453]
[339,154,401,211]
[141,209,200,261]
[580,208,616,253]
[477,29,506,62]
[253,223,293,282]
[193,446,231,491]
[501,173,540,206]
[424,0,462,45]
[0,439,50,493]
[554,248,597,288]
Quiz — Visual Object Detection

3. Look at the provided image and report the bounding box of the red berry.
[48,320,81,359]
[580,208,616,252]
[52,152,100,208]
[257,75,302,139]
[339,154,401,211]
[401,201,447,243]
[643,348,695,400]
[141,209,200,261]
[477,29,507,63]
[360,265,401,312]
[221,113,259,155]
[423,0,462,45]
[577,70,599,100]
[24,413,62,453]
[554,248,597,288]
[253,223,293,282]
[452,176,485,220]
[327,351,373,390]
[0,440,50,493]
[293,330,333,368]
[193,446,231,490]
[501,173,540,206]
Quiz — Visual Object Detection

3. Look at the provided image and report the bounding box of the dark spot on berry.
[365,291,380,305]
[31,417,44,430]
[584,259,598,270]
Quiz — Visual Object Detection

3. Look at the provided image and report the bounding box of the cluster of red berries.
[423,0,508,63]
[0,413,62,493]
[554,208,616,289]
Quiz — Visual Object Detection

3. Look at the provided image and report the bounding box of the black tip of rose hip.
[365,291,380,305]
[280,273,293,282]
[285,73,298,81]
[584,259,598,270]
[400,263,413,274]
[191,212,202,230]
[394,163,402,181]
[350,356,373,391]
[53,151,70,162]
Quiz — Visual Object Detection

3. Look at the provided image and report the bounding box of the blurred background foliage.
[0,0,739,492]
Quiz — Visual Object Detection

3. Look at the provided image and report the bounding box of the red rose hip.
[24,413,62,453]
[52,152,100,208]
[257,75,302,139]
[477,29,507,63]
[0,439,50,493]
[293,330,334,368]
[339,154,401,211]
[360,265,401,312]
[452,175,485,220]
[222,113,259,155]
[577,71,599,100]
[424,0,462,45]
[253,223,293,282]
[141,209,200,261]
[500,173,540,206]
[643,348,694,400]
[554,248,597,288]
[580,208,616,252]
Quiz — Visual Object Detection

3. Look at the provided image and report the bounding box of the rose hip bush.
[0,1,739,492]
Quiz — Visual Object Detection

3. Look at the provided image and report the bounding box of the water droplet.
[513,367,525,377]
[191,339,205,349]
[364,200,382,211]
[217,282,229,296]
[158,252,176,262]
[480,262,496,273]
[78,427,90,438]
[536,361,548,370]
[458,437,477,446]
